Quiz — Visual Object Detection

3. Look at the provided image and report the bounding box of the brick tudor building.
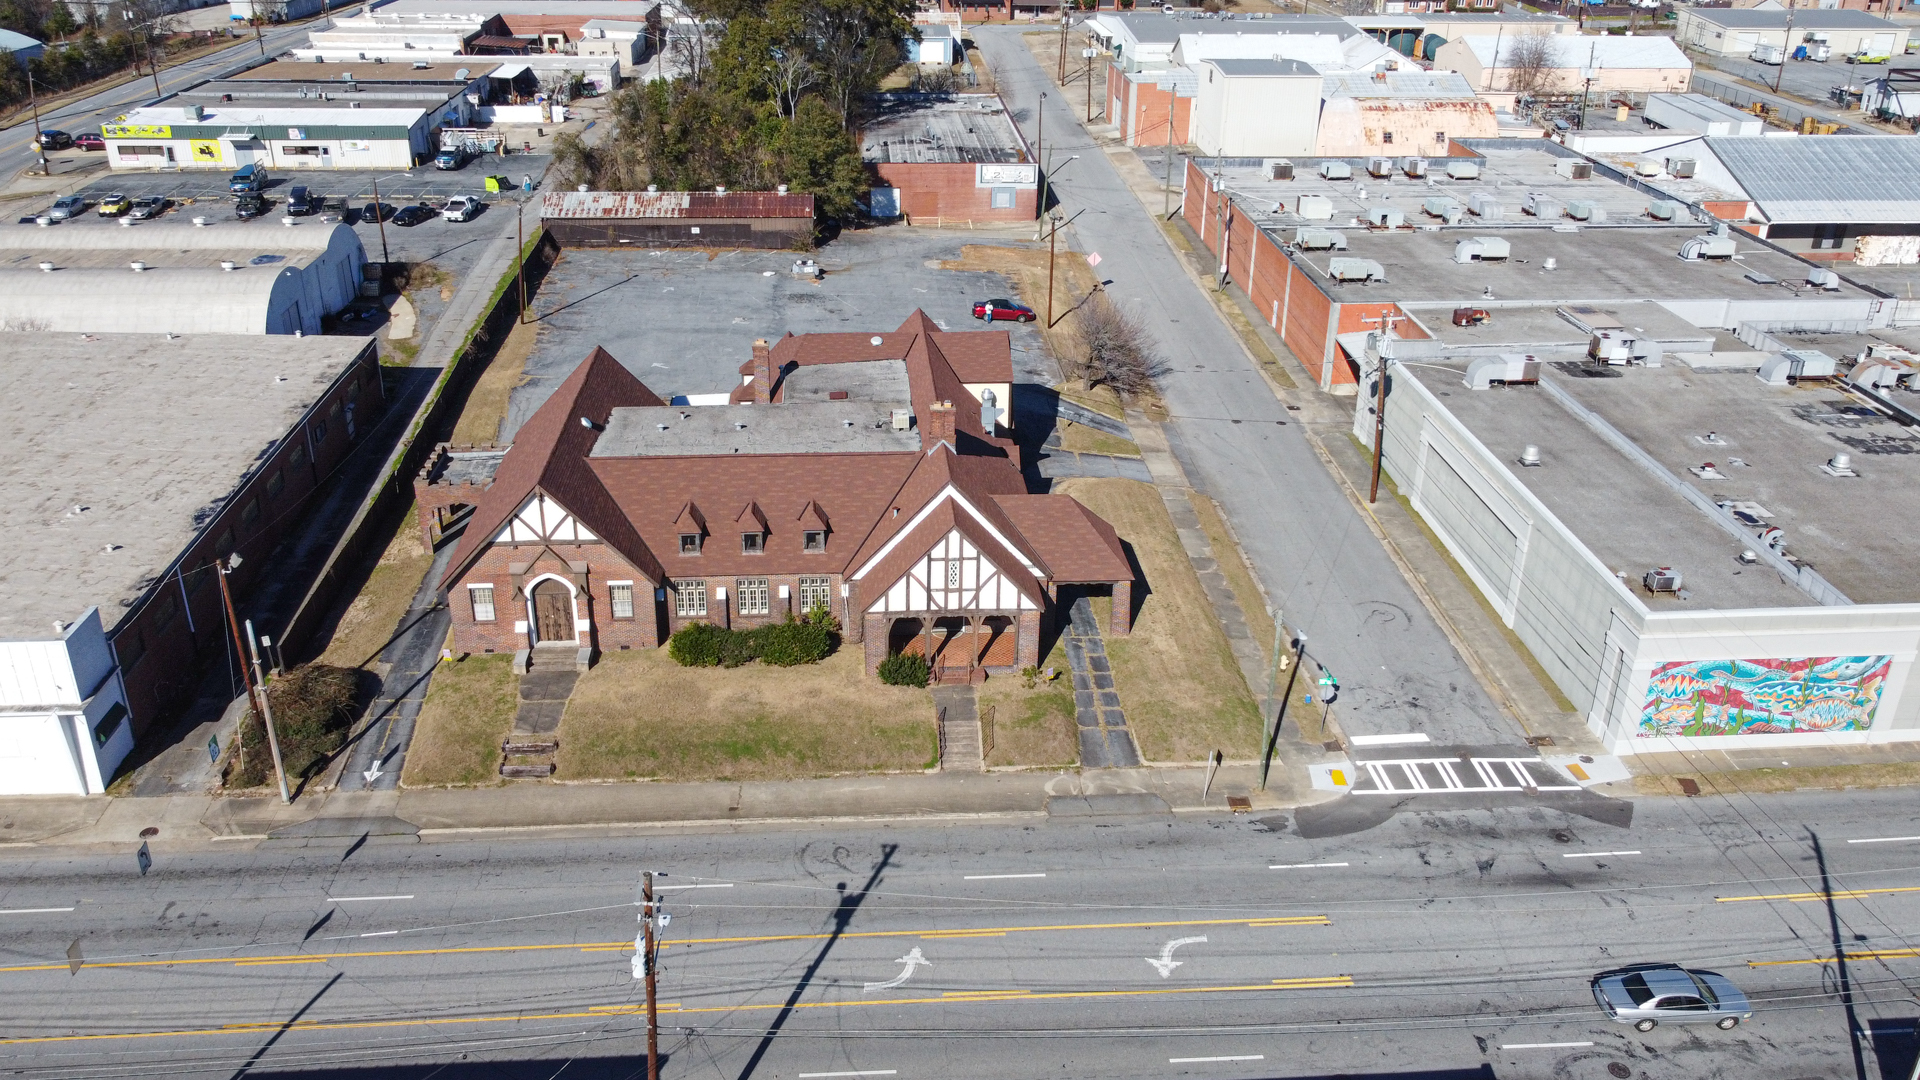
[417,312,1133,681]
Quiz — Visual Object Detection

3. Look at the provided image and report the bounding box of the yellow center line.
[1750,947,1920,968]
[0,978,1357,1045]
[1717,886,1920,904]
[921,932,1009,939]
[234,958,331,967]
[0,915,1328,975]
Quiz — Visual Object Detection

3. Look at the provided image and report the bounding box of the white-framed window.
[610,581,635,619]
[737,577,769,616]
[469,584,496,622]
[799,576,832,612]
[675,580,708,617]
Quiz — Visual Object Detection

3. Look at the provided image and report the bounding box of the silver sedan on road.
[1592,964,1754,1031]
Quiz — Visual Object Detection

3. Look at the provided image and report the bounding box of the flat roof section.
[1418,301,1717,355]
[780,360,912,405]
[221,58,498,82]
[0,333,372,640]
[593,402,923,457]
[861,94,1027,165]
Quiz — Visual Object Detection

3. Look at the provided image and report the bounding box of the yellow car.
[96,192,131,216]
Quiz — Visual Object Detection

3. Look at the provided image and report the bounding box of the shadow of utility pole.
[1813,830,1871,1080]
[734,844,898,1080]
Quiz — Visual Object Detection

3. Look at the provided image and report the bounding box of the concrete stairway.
[932,685,984,772]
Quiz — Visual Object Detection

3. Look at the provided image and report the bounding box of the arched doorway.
[530,578,575,645]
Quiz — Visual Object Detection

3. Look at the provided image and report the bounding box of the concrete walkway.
[933,685,984,772]
[1063,596,1141,768]
[1037,449,1152,481]
[336,542,455,792]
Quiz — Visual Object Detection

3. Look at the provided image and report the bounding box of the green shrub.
[878,651,931,688]
[761,616,833,667]
[669,622,725,667]
[718,628,761,668]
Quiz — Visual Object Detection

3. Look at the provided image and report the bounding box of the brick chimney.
[925,399,956,448]
[751,339,772,404]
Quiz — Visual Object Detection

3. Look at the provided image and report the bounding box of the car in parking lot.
[127,196,170,220]
[233,193,270,220]
[73,133,105,151]
[434,147,469,170]
[285,185,316,216]
[361,199,393,223]
[972,298,1036,323]
[392,204,436,227]
[35,129,72,151]
[441,195,483,222]
[96,193,131,217]
[1592,965,1752,1032]
[46,194,88,220]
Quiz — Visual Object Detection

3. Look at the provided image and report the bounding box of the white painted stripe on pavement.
[1560,851,1641,858]
[1169,1056,1264,1064]
[1501,1042,1594,1050]
[1269,863,1349,869]
[1848,836,1920,844]
[656,883,735,890]
[963,873,1046,880]
[328,895,414,902]
[0,907,75,914]
[360,930,399,937]
[1349,733,1430,746]
[797,1071,897,1077]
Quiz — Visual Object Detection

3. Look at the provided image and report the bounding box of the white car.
[441,195,482,222]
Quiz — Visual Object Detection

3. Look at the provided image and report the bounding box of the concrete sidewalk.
[0,764,1300,852]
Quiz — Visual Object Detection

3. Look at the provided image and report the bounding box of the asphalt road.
[3,790,1920,1078]
[970,27,1513,749]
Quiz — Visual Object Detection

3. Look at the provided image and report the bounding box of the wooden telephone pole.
[641,871,660,1080]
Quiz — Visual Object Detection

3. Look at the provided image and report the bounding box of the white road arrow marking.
[1146,936,1208,978]
[863,947,932,992]
[363,764,383,784]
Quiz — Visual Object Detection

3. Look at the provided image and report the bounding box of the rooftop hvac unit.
[1807,268,1841,290]
[1680,231,1737,261]
[1523,193,1563,218]
[1464,354,1540,389]
[1553,159,1592,181]
[1326,257,1385,283]
[1633,159,1662,177]
[1367,156,1394,178]
[1296,227,1348,250]
[1402,156,1427,178]
[1565,199,1607,222]
[1444,159,1480,180]
[1849,356,1915,390]
[1454,236,1510,263]
[1667,157,1697,179]
[1647,199,1681,221]
[1320,161,1353,181]
[1467,192,1503,220]
[1781,348,1838,379]
[1642,567,1684,595]
[1422,196,1464,225]
[1296,194,1334,220]
[891,408,913,431]
[1268,160,1294,181]
[1590,330,1633,364]
[1366,206,1404,228]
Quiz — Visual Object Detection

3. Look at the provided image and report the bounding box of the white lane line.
[1269,862,1349,869]
[1848,836,1920,845]
[1501,1042,1594,1050]
[1561,851,1641,858]
[360,930,400,937]
[328,895,414,902]
[963,873,1046,880]
[655,883,734,891]
[1169,1056,1264,1064]
[797,1071,897,1078]
[0,907,76,914]
[1349,733,1431,747]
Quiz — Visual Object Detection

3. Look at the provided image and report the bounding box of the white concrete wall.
[0,610,132,795]
[1192,66,1321,157]
[1675,10,1908,57]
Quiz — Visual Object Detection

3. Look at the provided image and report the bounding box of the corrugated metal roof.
[1707,136,1920,224]
[1205,57,1319,77]
[1459,33,1689,69]
[540,190,816,219]
[1685,7,1902,29]
[1323,69,1476,99]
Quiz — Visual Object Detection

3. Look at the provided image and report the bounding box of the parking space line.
[1561,851,1641,858]
[328,895,414,902]
[1848,836,1920,844]
[0,908,75,915]
[1500,1042,1593,1050]
[963,873,1046,880]
[798,1071,897,1077]
[1169,1056,1264,1063]
[1269,863,1349,869]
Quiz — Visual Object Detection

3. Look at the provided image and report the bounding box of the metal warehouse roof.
[1205,57,1319,77]
[1684,8,1903,29]
[540,190,817,219]
[1707,136,1920,224]
[1323,69,1477,99]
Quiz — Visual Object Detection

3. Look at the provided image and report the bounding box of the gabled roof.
[846,444,1032,581]
[993,495,1132,584]
[798,500,831,530]
[1706,136,1920,225]
[441,347,666,588]
[853,496,1049,611]
[674,500,707,531]
[735,500,769,532]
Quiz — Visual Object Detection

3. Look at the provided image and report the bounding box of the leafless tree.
[1072,295,1167,396]
[912,65,958,93]
[666,19,722,85]
[768,48,816,118]
[120,0,182,94]
[1503,31,1559,96]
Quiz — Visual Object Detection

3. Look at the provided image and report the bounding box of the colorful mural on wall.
[1639,656,1892,737]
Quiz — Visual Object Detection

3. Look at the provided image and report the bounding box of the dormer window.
[680,533,702,555]
[803,530,826,553]
[742,532,764,554]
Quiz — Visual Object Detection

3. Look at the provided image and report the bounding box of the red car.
[972,298,1035,323]
[73,133,106,151]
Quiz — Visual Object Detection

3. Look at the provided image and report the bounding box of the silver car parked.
[1592,964,1753,1032]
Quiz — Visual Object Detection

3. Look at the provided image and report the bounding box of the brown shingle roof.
[931,329,1014,383]
[993,495,1133,584]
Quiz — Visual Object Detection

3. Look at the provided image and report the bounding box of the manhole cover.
[1226,796,1251,813]
[1526,734,1556,747]
[1608,1063,1632,1079]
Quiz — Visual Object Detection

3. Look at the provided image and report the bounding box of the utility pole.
[1774,0,1796,95]
[1214,169,1231,287]
[1162,110,1175,218]
[516,197,528,324]
[1058,12,1068,82]
[245,619,291,804]
[214,555,263,787]
[369,174,391,265]
[640,872,661,1080]
[1035,92,1046,217]
[1360,310,1403,503]
[26,66,49,176]
[1045,211,1060,327]
[253,3,266,55]
[1085,46,1095,123]
[1260,631,1308,790]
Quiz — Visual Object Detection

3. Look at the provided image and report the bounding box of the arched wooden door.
[531,579,575,644]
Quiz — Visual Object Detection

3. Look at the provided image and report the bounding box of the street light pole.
[1260,632,1307,790]
[244,619,291,804]
[1085,46,1095,123]
[1058,12,1068,83]
[369,174,391,265]
[1162,109,1175,218]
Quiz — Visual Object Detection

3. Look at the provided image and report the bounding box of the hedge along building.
[423,312,1132,681]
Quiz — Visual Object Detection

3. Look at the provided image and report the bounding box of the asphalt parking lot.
[1704,49,1920,109]
[509,227,1055,438]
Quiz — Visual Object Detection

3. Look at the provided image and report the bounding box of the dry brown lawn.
[1055,478,1263,762]
[1190,494,1274,662]
[1057,419,1139,457]
[556,648,935,781]
[452,315,537,445]
[979,636,1076,768]
[1634,762,1920,797]
[315,506,434,671]
[401,654,517,787]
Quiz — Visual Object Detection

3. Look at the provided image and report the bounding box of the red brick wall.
[874,162,1037,223]
[1119,77,1191,148]
[113,346,386,735]
[447,544,661,656]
